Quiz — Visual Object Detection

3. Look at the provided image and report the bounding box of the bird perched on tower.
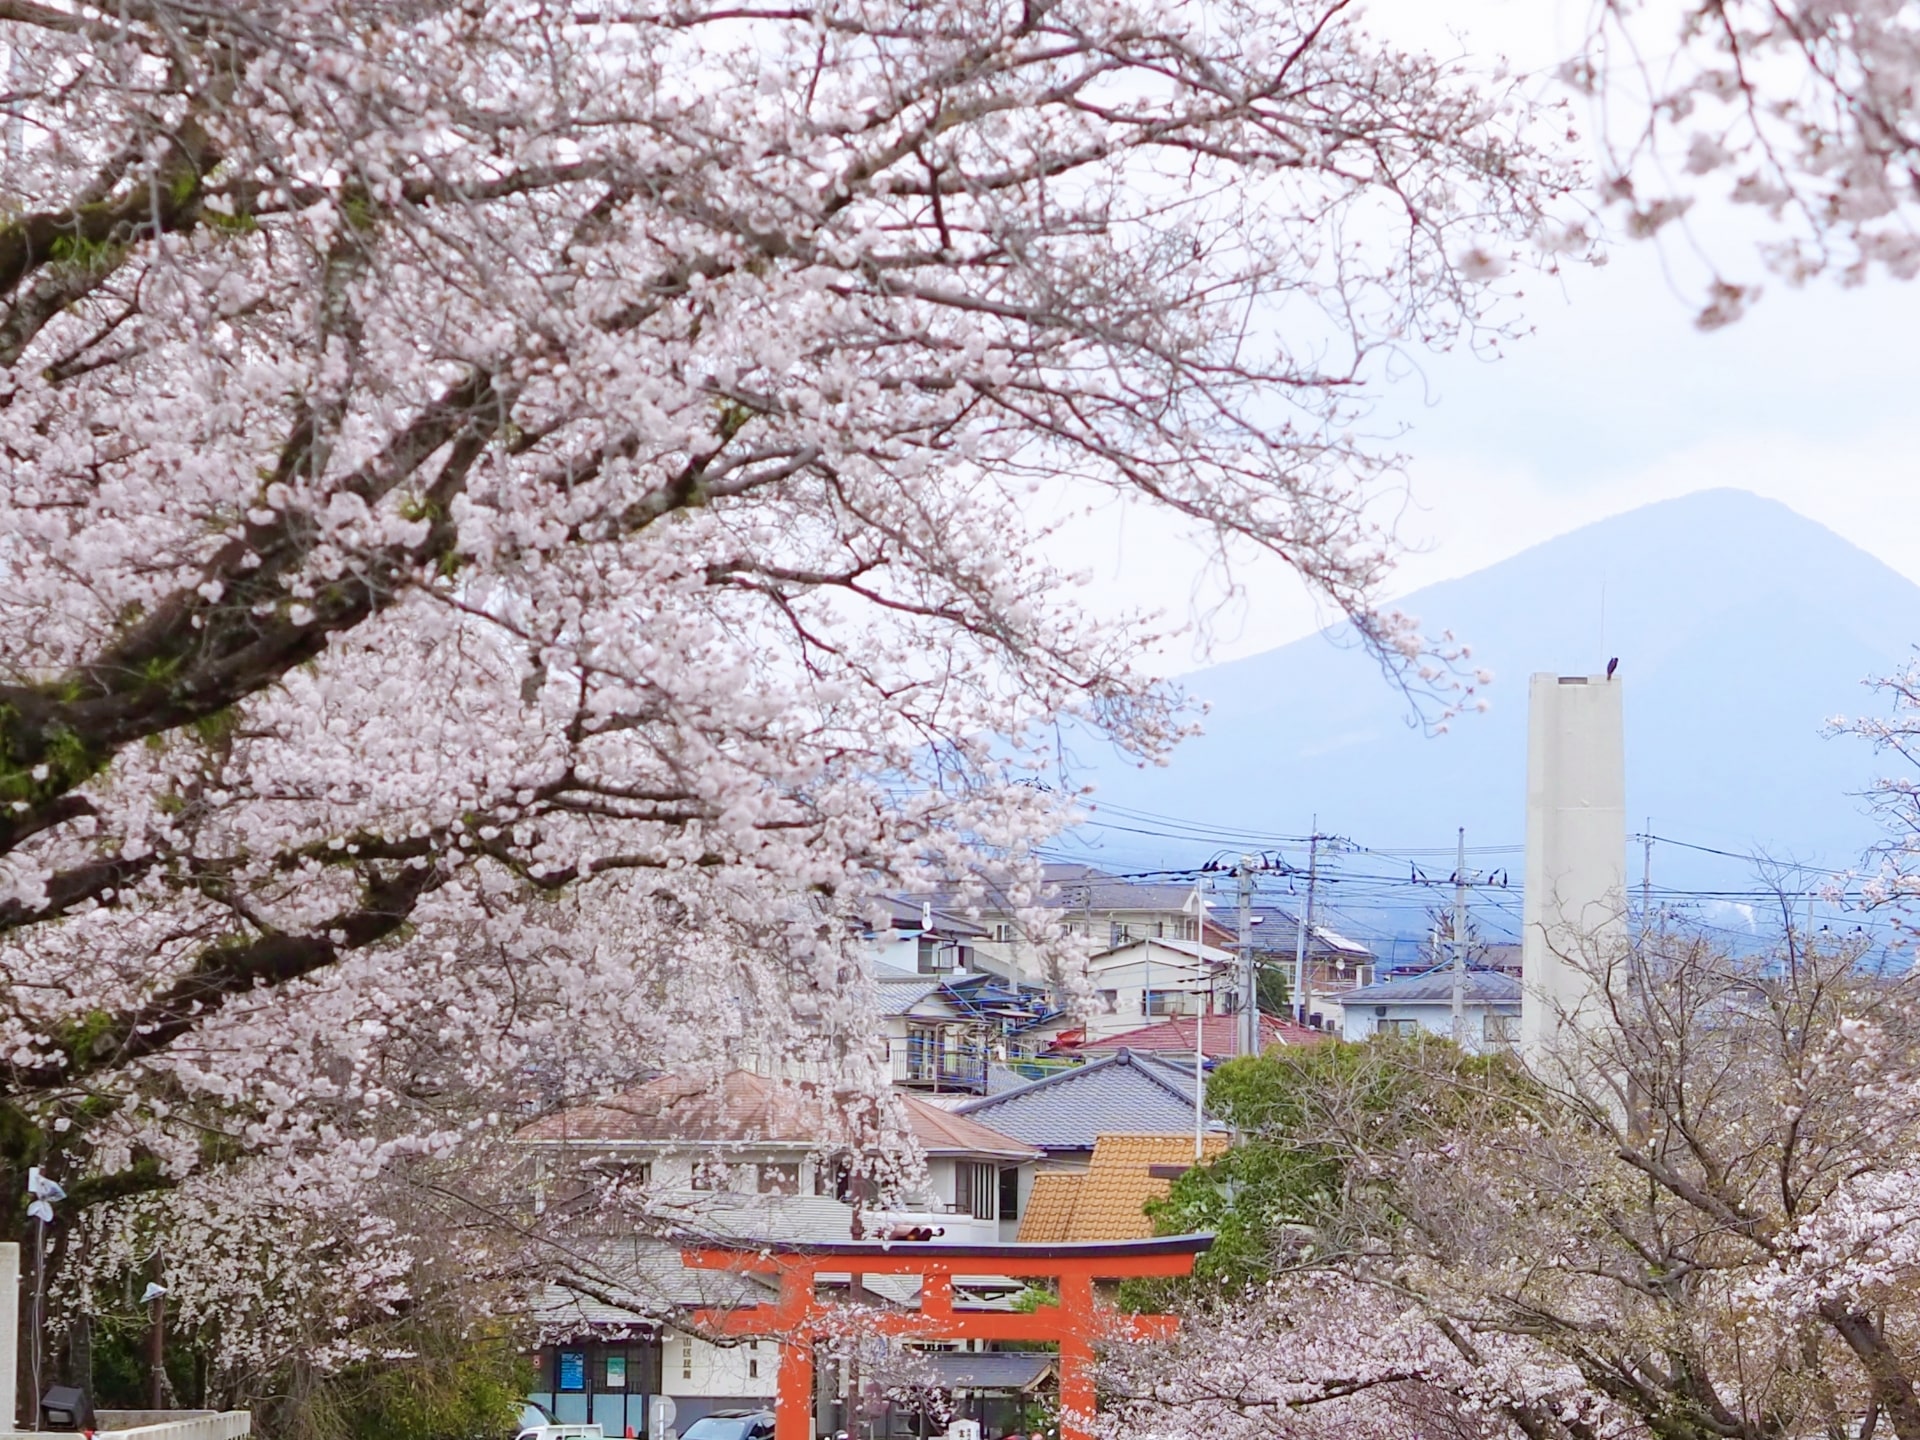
[1606,657,1619,679]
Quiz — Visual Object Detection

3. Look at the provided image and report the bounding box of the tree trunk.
[1822,1304,1920,1440]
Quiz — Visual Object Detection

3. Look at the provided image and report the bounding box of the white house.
[1081,937,1235,1039]
[1328,969,1522,1051]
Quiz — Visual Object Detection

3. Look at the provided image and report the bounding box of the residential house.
[517,1069,1040,1237]
[865,896,990,977]
[956,866,1223,987]
[1243,905,1377,1006]
[1017,1133,1231,1243]
[871,965,981,1093]
[1328,968,1522,1051]
[870,965,1060,1094]
[949,1049,1226,1236]
[516,1069,1043,1428]
[941,865,1373,994]
[1080,936,1234,1038]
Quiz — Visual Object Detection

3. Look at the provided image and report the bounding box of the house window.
[956,1161,997,1220]
[991,923,1015,943]
[1381,1018,1421,1038]
[1483,1013,1519,1045]
[760,1163,800,1195]
[917,936,963,973]
[749,1358,759,1379]
[590,1158,651,1186]
[826,1159,877,1205]
[1147,989,1190,1017]
[691,1160,733,1191]
[998,1167,1020,1221]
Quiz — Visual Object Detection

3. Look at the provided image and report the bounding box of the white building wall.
[665,1331,777,1407]
[1341,1001,1520,1053]
[1521,673,1627,1066]
[1084,951,1217,1039]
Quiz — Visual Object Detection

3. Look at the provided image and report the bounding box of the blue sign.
[558,1352,586,1391]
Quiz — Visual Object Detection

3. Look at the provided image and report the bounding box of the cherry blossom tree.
[1133,930,1920,1440]
[0,0,1564,1401]
[1581,0,1920,322]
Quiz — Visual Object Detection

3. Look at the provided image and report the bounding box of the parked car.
[679,1410,776,1440]
[516,1423,604,1440]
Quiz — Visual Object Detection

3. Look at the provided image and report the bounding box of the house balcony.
[888,1039,987,1093]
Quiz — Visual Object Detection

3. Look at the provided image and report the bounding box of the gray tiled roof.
[531,1196,926,1335]
[1331,969,1521,1006]
[872,895,990,938]
[950,1050,1224,1150]
[915,1352,1056,1392]
[873,977,950,1016]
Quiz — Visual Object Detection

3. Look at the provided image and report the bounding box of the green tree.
[1140,1034,1524,1294]
[1254,964,1291,1017]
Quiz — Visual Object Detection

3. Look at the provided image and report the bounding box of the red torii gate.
[683,1234,1211,1440]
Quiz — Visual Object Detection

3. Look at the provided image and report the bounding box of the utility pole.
[1293,825,1320,1029]
[1641,826,1653,950]
[1237,856,1255,1056]
[1451,827,1468,1046]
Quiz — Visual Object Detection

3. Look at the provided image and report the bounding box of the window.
[998,1167,1020,1221]
[691,1160,734,1191]
[1147,989,1191,1017]
[1381,1018,1421,1038]
[826,1159,877,1205]
[589,1158,651,1186]
[1098,989,1118,1009]
[1483,1013,1519,1045]
[759,1162,800,1195]
[991,922,1016,943]
[917,936,961,973]
[956,1161,997,1220]
[748,1358,759,1379]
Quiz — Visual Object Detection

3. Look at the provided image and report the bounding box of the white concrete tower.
[1521,672,1627,1064]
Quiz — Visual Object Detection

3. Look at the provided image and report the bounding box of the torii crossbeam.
[683,1234,1211,1440]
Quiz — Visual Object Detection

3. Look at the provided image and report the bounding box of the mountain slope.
[1071,490,1920,887]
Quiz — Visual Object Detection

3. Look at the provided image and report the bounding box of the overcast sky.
[1054,0,1920,675]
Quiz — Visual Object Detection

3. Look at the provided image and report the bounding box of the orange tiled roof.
[1016,1171,1084,1243]
[1016,1133,1229,1242]
[1073,1014,1325,1059]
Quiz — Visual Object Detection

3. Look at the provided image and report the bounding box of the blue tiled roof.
[950,1049,1223,1150]
[1334,969,1521,1006]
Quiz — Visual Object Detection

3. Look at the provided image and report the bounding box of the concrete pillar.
[1521,673,1627,1066]
[0,1241,16,1432]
